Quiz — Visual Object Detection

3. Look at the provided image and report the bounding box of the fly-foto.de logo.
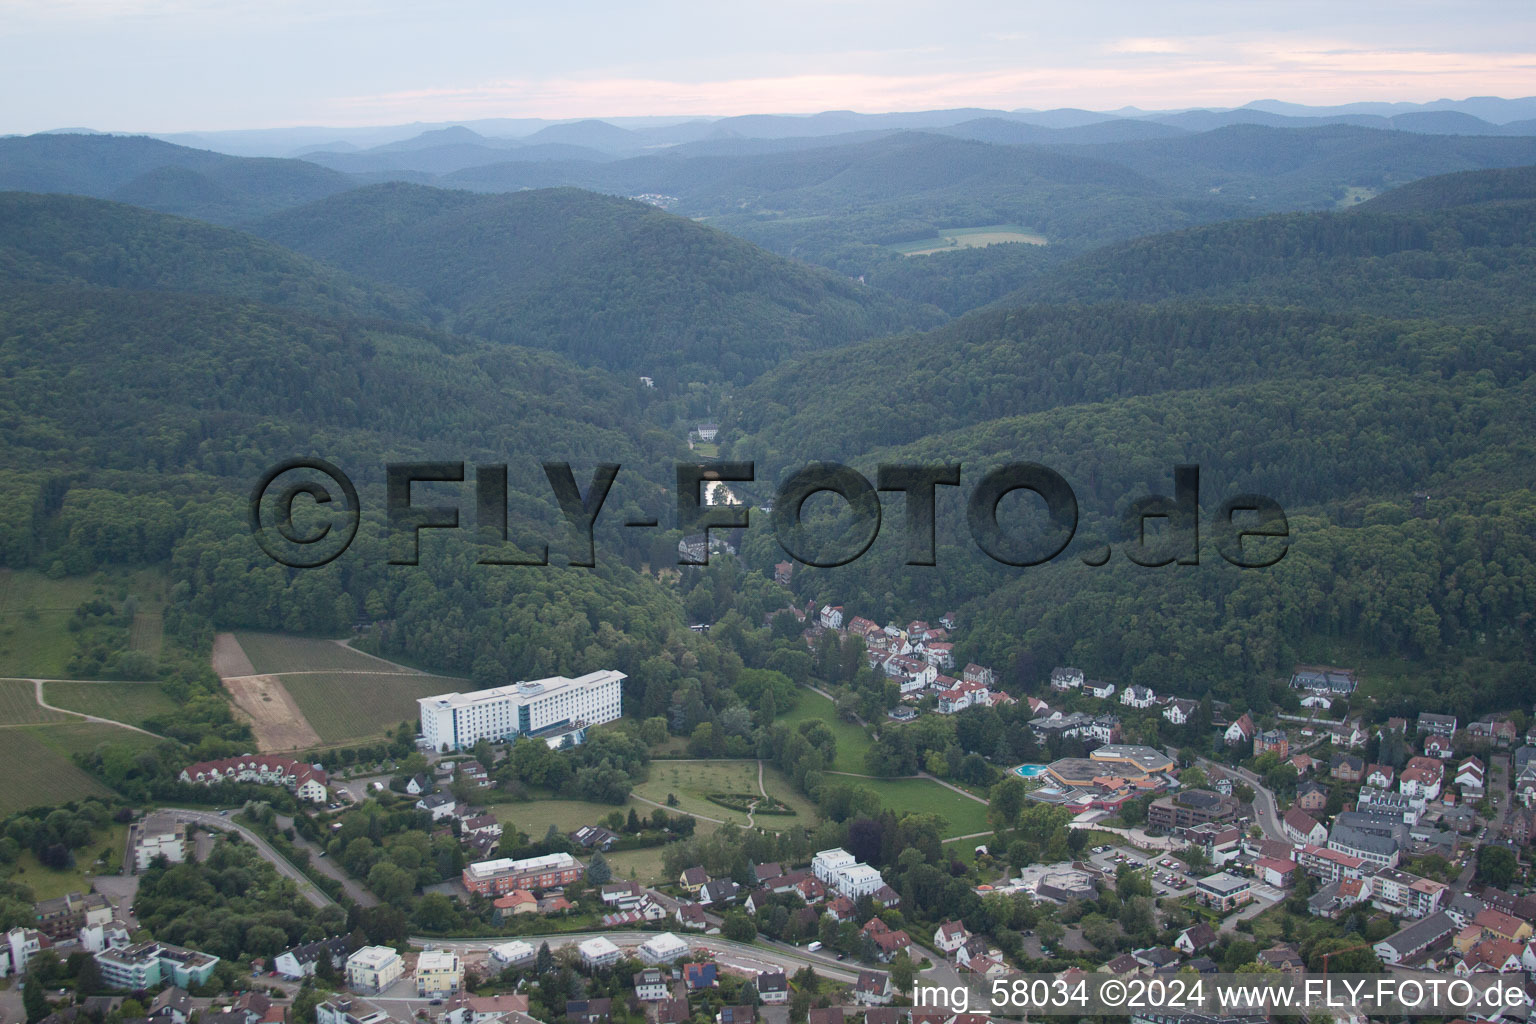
[249,460,1288,570]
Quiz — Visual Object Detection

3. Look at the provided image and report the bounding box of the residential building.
[578,937,621,969]
[418,671,626,752]
[461,852,583,896]
[1224,714,1254,746]
[1121,685,1156,709]
[1163,699,1198,725]
[1255,729,1289,758]
[755,971,789,1004]
[1417,713,1458,738]
[274,936,350,980]
[1290,666,1358,694]
[1283,807,1327,845]
[488,942,537,968]
[853,971,894,1006]
[346,947,403,993]
[135,826,188,870]
[637,933,689,965]
[178,756,328,802]
[1195,872,1253,911]
[1049,667,1084,691]
[633,969,668,1002]
[1149,790,1238,830]
[413,950,461,997]
[1294,779,1328,813]
[96,943,220,990]
[1331,754,1364,782]
[1374,912,1457,965]
[934,921,969,954]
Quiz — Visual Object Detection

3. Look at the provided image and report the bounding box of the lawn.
[604,845,670,886]
[279,671,465,744]
[485,798,649,840]
[634,759,765,827]
[0,569,169,679]
[232,632,407,675]
[891,225,1047,256]
[0,678,68,724]
[8,823,128,899]
[778,688,872,773]
[855,777,992,838]
[43,681,179,728]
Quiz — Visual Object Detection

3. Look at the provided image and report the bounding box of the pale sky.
[3,0,1534,133]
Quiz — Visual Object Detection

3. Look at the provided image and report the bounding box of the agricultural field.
[855,777,992,838]
[0,678,68,724]
[0,569,167,679]
[0,724,156,816]
[778,688,872,773]
[890,224,1047,256]
[230,632,407,675]
[43,681,179,728]
[279,671,464,745]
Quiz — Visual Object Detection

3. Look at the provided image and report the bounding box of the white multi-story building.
[811,849,857,884]
[811,848,885,898]
[419,670,625,751]
[346,947,404,992]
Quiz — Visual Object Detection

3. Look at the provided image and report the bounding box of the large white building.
[419,670,625,752]
[811,848,886,898]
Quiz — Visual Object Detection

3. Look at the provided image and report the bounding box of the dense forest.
[1,141,1535,781]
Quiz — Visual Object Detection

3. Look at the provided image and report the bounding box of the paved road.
[163,808,335,908]
[1197,756,1286,842]
[276,813,379,906]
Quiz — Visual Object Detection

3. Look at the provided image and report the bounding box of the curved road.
[1197,756,1286,842]
[163,808,336,908]
[27,678,165,739]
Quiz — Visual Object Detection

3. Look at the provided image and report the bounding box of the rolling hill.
[0,133,355,224]
[252,182,938,382]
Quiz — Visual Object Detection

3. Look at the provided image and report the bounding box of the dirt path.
[221,674,322,751]
[332,639,426,673]
[20,679,164,738]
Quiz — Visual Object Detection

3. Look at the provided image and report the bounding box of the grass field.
[8,823,129,899]
[891,225,1047,256]
[0,727,116,816]
[634,760,763,827]
[0,678,68,724]
[44,681,179,727]
[279,671,465,744]
[485,798,648,839]
[855,777,992,838]
[604,845,669,885]
[778,689,872,773]
[232,632,406,675]
[0,569,168,678]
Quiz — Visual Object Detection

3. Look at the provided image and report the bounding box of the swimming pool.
[1013,764,1047,778]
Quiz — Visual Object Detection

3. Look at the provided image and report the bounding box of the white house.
[1121,685,1156,709]
[819,606,844,630]
[1050,667,1084,691]
[1164,699,1198,725]
[637,933,689,965]
[346,947,403,992]
[578,937,622,969]
[1087,680,1116,700]
[933,921,969,954]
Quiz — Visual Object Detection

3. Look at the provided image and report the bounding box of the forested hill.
[0,192,425,322]
[0,133,354,224]
[720,170,1536,716]
[251,182,939,382]
[1355,163,1536,214]
[992,170,1536,316]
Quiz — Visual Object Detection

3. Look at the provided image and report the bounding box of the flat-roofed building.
[346,946,404,992]
[1195,871,1253,911]
[419,671,625,752]
[462,852,584,896]
[1148,789,1238,830]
